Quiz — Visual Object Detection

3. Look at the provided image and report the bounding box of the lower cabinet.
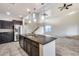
[19,36,24,48]
[19,35,39,56]
[26,41,31,55]
[0,32,14,44]
[31,44,39,56]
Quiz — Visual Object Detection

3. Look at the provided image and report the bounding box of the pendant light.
[33,8,37,22]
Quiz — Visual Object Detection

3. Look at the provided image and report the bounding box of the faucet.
[30,26,40,37]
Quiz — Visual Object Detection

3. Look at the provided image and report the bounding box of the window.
[45,25,52,32]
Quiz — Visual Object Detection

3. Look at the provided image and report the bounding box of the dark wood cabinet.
[0,20,22,44]
[0,20,3,28]
[0,20,13,29]
[13,20,22,25]
[19,35,39,56]
[0,33,2,44]
[0,21,2,28]
[0,32,14,44]
[31,41,39,56]
[0,20,22,29]
[31,44,39,56]
[19,35,24,48]
[26,41,31,55]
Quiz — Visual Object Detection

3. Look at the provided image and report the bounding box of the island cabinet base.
[19,35,39,56]
[24,39,39,56]
[19,35,55,56]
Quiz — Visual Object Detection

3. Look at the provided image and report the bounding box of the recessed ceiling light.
[34,19,37,22]
[27,8,30,12]
[28,20,31,23]
[19,15,22,17]
[6,11,10,15]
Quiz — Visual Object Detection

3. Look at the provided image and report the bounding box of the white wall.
[42,12,79,37]
[66,25,78,36]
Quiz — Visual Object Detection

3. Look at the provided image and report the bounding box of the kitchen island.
[19,34,57,56]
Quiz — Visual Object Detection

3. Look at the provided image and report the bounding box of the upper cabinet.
[13,20,22,25]
[0,20,13,29]
[0,20,22,29]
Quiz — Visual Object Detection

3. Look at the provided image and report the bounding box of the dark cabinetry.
[3,21,13,29]
[0,21,2,28]
[31,41,39,56]
[19,35,24,48]
[0,32,14,44]
[0,20,13,29]
[0,20,22,29]
[0,20,22,44]
[19,35,39,56]
[13,20,22,25]
[25,39,31,55]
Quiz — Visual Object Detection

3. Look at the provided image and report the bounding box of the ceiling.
[39,3,79,26]
[0,3,79,23]
[0,3,45,20]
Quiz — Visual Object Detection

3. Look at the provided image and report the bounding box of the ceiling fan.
[58,3,72,11]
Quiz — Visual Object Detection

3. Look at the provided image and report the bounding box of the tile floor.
[0,42,28,56]
[0,37,79,56]
[56,37,79,56]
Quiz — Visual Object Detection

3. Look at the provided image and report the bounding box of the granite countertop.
[20,34,57,45]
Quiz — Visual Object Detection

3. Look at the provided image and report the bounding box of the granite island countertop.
[20,34,57,45]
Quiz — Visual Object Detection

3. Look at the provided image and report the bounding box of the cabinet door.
[2,21,9,29]
[0,32,13,44]
[23,39,26,51]
[0,21,2,28]
[1,21,7,28]
[1,21,3,28]
[26,39,31,55]
[4,21,9,29]
[6,32,14,42]
[1,33,6,43]
[19,36,24,48]
[0,33,2,44]
[31,41,39,56]
[0,21,13,29]
[31,44,39,56]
